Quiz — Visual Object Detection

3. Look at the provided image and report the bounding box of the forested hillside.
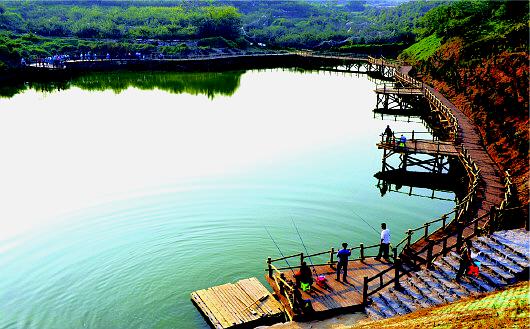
[0,0,441,70]
[400,0,529,213]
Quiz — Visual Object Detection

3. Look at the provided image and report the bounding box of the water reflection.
[0,70,244,99]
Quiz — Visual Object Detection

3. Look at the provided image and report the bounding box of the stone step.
[410,271,455,303]
[471,241,524,275]
[365,305,385,320]
[477,236,530,268]
[441,256,495,292]
[423,270,468,298]
[432,261,481,294]
[428,270,473,297]
[399,280,436,308]
[388,288,421,313]
[406,275,445,305]
[447,252,507,288]
[471,253,516,283]
[491,229,530,259]
[371,295,398,318]
[380,292,409,315]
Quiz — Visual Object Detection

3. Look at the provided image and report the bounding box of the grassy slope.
[348,281,530,329]
[400,34,441,61]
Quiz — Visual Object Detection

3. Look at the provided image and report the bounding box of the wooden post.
[329,247,335,265]
[442,237,448,256]
[267,257,273,278]
[442,215,447,230]
[473,218,479,236]
[426,241,433,269]
[393,247,397,261]
[394,259,400,290]
[489,206,497,234]
[360,243,365,261]
[424,223,429,240]
[456,222,463,251]
[382,148,387,172]
[362,276,369,304]
[300,252,304,266]
[412,130,415,140]
[279,273,286,296]
[406,229,412,247]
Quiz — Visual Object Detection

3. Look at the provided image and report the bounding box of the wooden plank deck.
[377,139,459,157]
[374,87,423,95]
[191,277,284,329]
[266,259,393,320]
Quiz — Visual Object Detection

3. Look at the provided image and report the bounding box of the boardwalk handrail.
[361,203,515,304]
[360,58,492,303]
[267,242,381,271]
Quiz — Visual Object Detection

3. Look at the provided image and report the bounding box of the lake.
[0,69,455,329]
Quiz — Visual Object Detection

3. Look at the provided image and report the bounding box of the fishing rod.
[264,226,296,275]
[351,210,379,235]
[291,217,318,276]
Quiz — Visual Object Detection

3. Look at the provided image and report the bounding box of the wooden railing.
[361,59,484,302]
[424,88,459,142]
[375,82,423,95]
[379,130,440,144]
[361,201,511,304]
[499,170,513,211]
[394,70,423,89]
[267,242,381,274]
[394,69,459,142]
[367,56,403,68]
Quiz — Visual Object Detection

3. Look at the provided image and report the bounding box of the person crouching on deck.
[294,261,314,292]
[398,134,407,149]
[336,242,351,282]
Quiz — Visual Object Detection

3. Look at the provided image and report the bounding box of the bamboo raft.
[191,277,284,329]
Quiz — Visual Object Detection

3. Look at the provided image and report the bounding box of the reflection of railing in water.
[376,180,456,201]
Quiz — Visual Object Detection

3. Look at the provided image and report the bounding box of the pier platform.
[266,259,393,320]
[191,277,284,329]
[377,139,459,156]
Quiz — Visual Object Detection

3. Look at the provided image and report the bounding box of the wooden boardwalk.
[266,260,393,320]
[374,87,423,96]
[377,139,459,156]
[424,84,505,217]
[394,65,505,264]
[191,277,284,329]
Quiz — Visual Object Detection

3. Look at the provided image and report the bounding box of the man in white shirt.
[375,223,391,262]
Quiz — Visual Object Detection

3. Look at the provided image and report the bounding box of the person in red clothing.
[336,242,351,282]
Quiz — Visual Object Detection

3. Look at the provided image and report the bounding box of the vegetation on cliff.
[399,0,529,215]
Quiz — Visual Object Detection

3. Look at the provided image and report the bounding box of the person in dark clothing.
[294,261,313,291]
[384,125,393,143]
[375,223,391,262]
[292,287,313,314]
[456,240,472,281]
[336,242,351,282]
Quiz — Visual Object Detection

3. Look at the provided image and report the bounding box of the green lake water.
[0,69,455,329]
